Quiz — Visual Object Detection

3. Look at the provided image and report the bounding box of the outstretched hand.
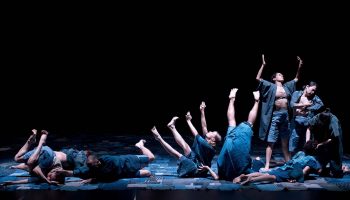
[198,163,209,172]
[186,112,192,121]
[297,56,303,66]
[262,54,266,65]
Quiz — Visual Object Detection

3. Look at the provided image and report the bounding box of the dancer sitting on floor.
[216,88,260,181]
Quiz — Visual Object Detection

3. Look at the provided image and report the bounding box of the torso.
[275,86,288,109]
[295,95,310,116]
[55,151,67,163]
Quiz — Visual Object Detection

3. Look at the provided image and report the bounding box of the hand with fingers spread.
[262,54,266,66]
[297,56,303,65]
[185,112,192,121]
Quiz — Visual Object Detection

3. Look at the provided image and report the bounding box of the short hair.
[303,140,318,156]
[87,154,98,167]
[271,72,278,81]
[55,171,66,184]
[302,81,318,90]
[318,108,331,125]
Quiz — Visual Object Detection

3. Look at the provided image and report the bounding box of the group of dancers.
[1,55,345,186]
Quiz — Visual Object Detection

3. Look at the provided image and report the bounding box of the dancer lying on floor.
[54,139,155,183]
[3,129,65,185]
[216,88,260,181]
[233,140,322,185]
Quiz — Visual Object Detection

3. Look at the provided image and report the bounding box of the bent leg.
[14,129,37,162]
[27,130,48,168]
[135,139,155,162]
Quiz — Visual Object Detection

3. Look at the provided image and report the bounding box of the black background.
[2,8,349,153]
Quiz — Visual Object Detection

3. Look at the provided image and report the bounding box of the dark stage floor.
[1,132,350,199]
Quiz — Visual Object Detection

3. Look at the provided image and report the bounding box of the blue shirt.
[290,90,324,120]
[192,135,215,167]
[279,151,321,171]
[309,113,343,162]
[257,79,296,140]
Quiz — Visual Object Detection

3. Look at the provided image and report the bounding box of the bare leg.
[151,126,183,159]
[135,139,155,162]
[10,163,30,171]
[281,138,291,162]
[227,88,238,127]
[247,91,260,125]
[241,174,276,185]
[14,129,37,162]
[138,169,152,177]
[264,142,274,170]
[27,130,48,168]
[167,117,191,156]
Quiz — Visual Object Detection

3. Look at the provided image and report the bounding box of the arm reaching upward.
[200,101,209,135]
[294,56,303,82]
[256,54,266,81]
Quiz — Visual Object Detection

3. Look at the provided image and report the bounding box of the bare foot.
[151,126,161,141]
[229,88,238,99]
[27,129,37,145]
[135,139,146,148]
[10,163,29,171]
[253,91,260,101]
[200,102,206,111]
[167,116,179,129]
[233,174,244,183]
[39,130,49,144]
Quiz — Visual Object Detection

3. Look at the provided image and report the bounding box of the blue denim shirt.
[279,151,321,171]
[309,113,343,163]
[290,90,324,120]
[192,135,215,167]
[257,79,296,140]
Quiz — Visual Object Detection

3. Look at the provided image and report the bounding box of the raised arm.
[185,112,199,137]
[200,101,209,135]
[294,56,303,82]
[256,54,266,81]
